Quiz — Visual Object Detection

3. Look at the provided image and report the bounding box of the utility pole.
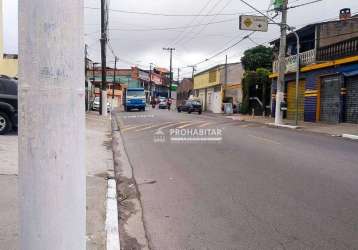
[112,56,118,110]
[188,65,197,80]
[85,44,89,111]
[274,0,288,125]
[224,55,228,85]
[163,48,175,98]
[177,68,180,82]
[19,0,85,249]
[100,0,108,116]
[149,62,154,98]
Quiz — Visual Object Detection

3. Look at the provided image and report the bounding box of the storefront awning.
[343,69,358,77]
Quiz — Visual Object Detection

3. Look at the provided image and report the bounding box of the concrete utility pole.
[293,30,300,126]
[163,48,175,98]
[149,63,154,98]
[188,65,197,81]
[85,44,89,111]
[224,55,228,85]
[19,0,85,249]
[112,56,118,110]
[274,0,288,125]
[100,0,108,116]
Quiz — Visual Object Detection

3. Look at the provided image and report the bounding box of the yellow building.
[193,63,244,113]
[193,65,222,113]
[0,0,18,77]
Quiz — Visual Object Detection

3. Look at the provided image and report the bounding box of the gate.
[287,80,305,121]
[320,75,341,123]
[345,76,358,123]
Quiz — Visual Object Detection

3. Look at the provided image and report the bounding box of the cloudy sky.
[3,0,358,78]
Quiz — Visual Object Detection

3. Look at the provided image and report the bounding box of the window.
[209,70,217,83]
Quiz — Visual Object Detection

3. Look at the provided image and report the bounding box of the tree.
[240,68,271,115]
[241,45,273,71]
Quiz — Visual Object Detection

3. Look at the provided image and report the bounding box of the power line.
[108,18,237,32]
[287,0,323,9]
[193,31,255,66]
[177,0,234,47]
[167,0,216,46]
[172,0,226,46]
[84,6,263,17]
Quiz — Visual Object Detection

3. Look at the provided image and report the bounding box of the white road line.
[157,121,190,130]
[198,122,212,128]
[135,122,174,132]
[248,134,281,145]
[121,123,152,132]
[177,121,205,129]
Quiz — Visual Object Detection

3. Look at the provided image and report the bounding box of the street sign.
[239,15,268,32]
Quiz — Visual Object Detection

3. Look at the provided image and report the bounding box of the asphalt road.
[115,108,358,250]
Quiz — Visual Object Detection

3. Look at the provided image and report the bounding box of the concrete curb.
[267,123,299,130]
[342,134,358,140]
[111,112,150,250]
[106,178,121,250]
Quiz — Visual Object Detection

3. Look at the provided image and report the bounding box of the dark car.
[177,100,202,114]
[0,76,18,135]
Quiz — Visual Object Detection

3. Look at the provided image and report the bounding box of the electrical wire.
[84,6,263,17]
[177,0,234,47]
[172,0,226,46]
[108,18,237,32]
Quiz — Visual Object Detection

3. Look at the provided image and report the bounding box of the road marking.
[197,122,213,128]
[157,121,189,130]
[122,114,154,119]
[248,134,281,145]
[177,121,205,129]
[135,122,174,132]
[121,123,152,132]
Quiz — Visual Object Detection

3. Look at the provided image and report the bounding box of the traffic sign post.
[239,15,268,32]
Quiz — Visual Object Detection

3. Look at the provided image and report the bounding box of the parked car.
[91,96,111,112]
[92,96,100,111]
[158,98,168,109]
[177,100,202,114]
[0,76,18,135]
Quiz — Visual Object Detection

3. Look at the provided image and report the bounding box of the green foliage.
[240,68,271,114]
[241,45,273,72]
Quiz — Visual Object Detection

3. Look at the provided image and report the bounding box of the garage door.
[345,76,358,123]
[320,75,341,123]
[287,80,305,121]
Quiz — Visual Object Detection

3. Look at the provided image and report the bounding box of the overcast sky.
[3,0,358,78]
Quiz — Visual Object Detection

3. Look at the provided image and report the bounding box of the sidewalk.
[202,112,358,138]
[0,112,115,250]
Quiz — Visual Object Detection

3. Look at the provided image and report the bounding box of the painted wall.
[271,62,358,122]
[0,58,18,77]
[194,68,220,90]
[0,0,18,77]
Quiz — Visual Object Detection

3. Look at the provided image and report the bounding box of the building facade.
[193,63,244,113]
[270,11,358,124]
[177,78,194,106]
[0,0,17,77]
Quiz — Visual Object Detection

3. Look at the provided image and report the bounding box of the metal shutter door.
[320,76,341,123]
[287,80,305,121]
[345,76,358,123]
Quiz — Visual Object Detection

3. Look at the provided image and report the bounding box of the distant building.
[0,0,17,77]
[177,78,194,106]
[270,8,358,123]
[193,63,244,113]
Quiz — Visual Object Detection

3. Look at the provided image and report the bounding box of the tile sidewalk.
[0,112,114,250]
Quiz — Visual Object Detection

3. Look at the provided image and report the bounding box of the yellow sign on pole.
[239,15,268,32]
